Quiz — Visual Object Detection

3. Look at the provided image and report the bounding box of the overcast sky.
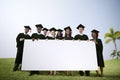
[0,0,120,60]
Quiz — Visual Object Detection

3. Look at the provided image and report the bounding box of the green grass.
[0,58,120,80]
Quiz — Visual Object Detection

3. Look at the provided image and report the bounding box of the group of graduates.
[13,24,105,77]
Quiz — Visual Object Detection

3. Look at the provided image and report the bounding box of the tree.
[104,27,120,59]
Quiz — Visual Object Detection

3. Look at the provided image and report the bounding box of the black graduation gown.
[15,33,31,64]
[74,34,89,40]
[47,36,56,40]
[91,39,105,67]
[56,36,63,40]
[31,33,46,39]
[64,36,73,40]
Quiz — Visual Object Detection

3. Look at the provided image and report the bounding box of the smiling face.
[24,28,30,33]
[51,30,56,37]
[65,29,71,35]
[57,31,62,36]
[78,27,84,34]
[43,30,48,36]
[37,27,42,33]
[91,32,98,39]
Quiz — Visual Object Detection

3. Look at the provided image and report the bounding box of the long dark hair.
[92,32,98,39]
[56,33,63,37]
[64,31,72,38]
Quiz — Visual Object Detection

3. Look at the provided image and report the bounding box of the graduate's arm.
[43,35,46,39]
[98,39,103,52]
[74,35,77,40]
[20,38,24,41]
[16,33,24,42]
[95,39,103,53]
[31,35,35,41]
[16,34,20,43]
[31,33,36,41]
[28,35,32,39]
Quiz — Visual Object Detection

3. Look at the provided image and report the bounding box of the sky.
[0,0,120,60]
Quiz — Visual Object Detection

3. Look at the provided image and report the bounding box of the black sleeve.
[99,39,103,53]
[16,33,24,47]
[41,34,46,39]
[25,35,31,39]
[16,33,23,43]
[97,39,103,53]
[31,33,35,39]
[28,35,31,39]
[74,35,77,40]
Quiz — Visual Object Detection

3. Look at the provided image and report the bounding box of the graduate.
[90,29,105,77]
[64,26,73,76]
[48,27,57,75]
[30,24,46,76]
[31,24,46,40]
[74,24,90,76]
[56,29,63,40]
[42,28,48,38]
[13,26,31,71]
[74,24,88,40]
[47,27,57,40]
[64,26,73,40]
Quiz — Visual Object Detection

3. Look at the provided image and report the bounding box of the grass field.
[0,58,120,80]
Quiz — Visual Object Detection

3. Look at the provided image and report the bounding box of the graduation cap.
[35,24,43,28]
[24,26,31,30]
[57,29,63,32]
[64,26,72,31]
[49,27,57,31]
[91,29,99,33]
[77,24,85,29]
[42,28,48,31]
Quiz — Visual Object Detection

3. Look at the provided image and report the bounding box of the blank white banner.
[22,40,98,71]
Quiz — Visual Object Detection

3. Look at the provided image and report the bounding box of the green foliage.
[115,31,120,39]
[0,58,120,80]
[105,39,112,44]
[104,28,120,43]
[110,50,120,58]
[104,27,120,59]
[117,51,120,57]
[111,50,116,58]
[104,33,112,39]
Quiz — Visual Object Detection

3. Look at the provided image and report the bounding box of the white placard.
[22,40,98,71]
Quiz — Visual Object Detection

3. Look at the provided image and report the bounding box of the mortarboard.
[35,24,43,28]
[24,26,31,30]
[57,29,63,32]
[42,28,48,31]
[64,26,72,31]
[91,29,99,33]
[49,27,57,31]
[77,24,85,29]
